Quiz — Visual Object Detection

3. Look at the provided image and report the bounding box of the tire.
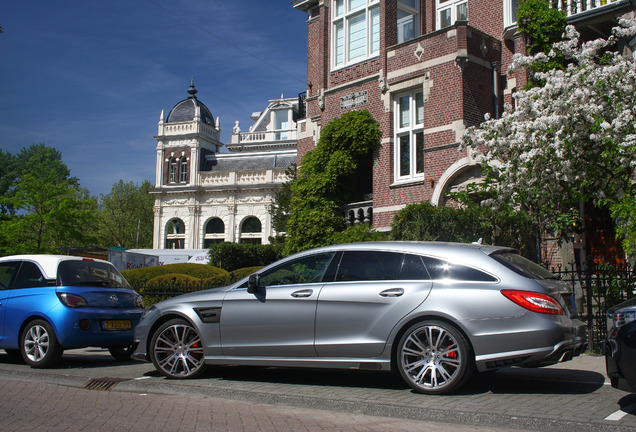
[108,343,138,361]
[396,320,473,395]
[150,318,205,379]
[20,319,64,368]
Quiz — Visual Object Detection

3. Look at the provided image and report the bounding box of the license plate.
[103,320,131,330]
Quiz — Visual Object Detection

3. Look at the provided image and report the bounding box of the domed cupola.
[166,80,215,126]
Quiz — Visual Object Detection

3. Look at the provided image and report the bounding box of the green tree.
[0,149,17,218]
[97,180,154,248]
[517,0,567,87]
[270,163,296,236]
[0,144,97,254]
[284,110,381,255]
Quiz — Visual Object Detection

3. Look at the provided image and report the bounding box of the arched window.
[204,218,225,247]
[169,158,178,183]
[165,218,186,249]
[179,157,188,183]
[240,216,262,244]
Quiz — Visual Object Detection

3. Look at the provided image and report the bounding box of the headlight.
[135,293,145,309]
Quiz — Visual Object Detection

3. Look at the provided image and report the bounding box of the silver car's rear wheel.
[397,321,472,394]
[150,319,205,379]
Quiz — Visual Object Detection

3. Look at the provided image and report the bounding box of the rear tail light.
[57,292,88,308]
[501,290,565,315]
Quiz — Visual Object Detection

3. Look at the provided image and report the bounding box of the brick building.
[292,0,635,262]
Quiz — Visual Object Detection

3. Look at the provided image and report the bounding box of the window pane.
[399,254,430,280]
[415,132,424,174]
[397,10,415,43]
[457,3,468,21]
[399,135,411,177]
[335,0,344,16]
[399,95,410,128]
[349,0,366,11]
[415,92,424,124]
[440,8,451,28]
[206,218,224,234]
[336,251,403,281]
[370,6,380,53]
[242,217,262,233]
[423,257,497,282]
[348,12,366,61]
[334,21,344,66]
[260,253,334,286]
[399,0,418,8]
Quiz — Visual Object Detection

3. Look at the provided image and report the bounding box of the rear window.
[491,251,557,280]
[57,260,130,288]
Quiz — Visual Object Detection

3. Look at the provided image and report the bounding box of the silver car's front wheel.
[397,321,472,394]
[150,319,205,379]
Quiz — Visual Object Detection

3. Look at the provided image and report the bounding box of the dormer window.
[332,0,380,69]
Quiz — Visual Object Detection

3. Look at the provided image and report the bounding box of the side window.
[336,251,403,281]
[399,254,431,280]
[14,262,49,289]
[422,256,497,282]
[0,261,20,290]
[258,253,335,287]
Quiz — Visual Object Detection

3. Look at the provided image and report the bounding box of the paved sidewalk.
[0,350,634,432]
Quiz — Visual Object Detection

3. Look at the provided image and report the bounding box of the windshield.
[491,251,557,281]
[57,259,131,288]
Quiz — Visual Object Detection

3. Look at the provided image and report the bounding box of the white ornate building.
[151,82,299,249]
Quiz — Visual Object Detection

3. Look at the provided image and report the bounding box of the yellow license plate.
[103,320,131,330]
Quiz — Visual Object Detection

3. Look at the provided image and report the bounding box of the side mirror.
[247,274,259,294]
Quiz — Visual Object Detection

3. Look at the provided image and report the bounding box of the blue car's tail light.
[57,292,88,308]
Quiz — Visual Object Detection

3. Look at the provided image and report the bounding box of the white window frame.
[503,0,519,28]
[332,0,380,70]
[394,91,425,182]
[397,0,420,44]
[179,157,188,183]
[436,0,468,29]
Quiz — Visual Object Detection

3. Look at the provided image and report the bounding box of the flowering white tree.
[463,19,636,256]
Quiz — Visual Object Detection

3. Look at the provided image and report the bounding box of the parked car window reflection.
[399,254,431,280]
[259,253,335,286]
[0,261,20,290]
[336,251,403,281]
[57,260,130,288]
[14,261,52,289]
[423,257,497,282]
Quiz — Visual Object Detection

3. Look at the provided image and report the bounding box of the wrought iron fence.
[549,261,636,350]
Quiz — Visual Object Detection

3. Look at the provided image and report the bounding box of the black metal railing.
[549,261,636,349]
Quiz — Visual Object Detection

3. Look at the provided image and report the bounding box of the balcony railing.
[506,0,628,28]
[552,0,625,18]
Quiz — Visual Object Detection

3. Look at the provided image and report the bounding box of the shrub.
[208,243,283,271]
[121,263,227,285]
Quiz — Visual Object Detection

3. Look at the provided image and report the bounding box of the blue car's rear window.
[57,260,130,288]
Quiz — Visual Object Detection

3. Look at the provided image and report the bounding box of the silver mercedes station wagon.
[132,242,587,394]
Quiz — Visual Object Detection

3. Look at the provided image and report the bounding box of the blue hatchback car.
[0,255,145,368]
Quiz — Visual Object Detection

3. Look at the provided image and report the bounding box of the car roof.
[300,241,512,258]
[0,254,112,279]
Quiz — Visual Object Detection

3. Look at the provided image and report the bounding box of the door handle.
[291,289,313,298]
[380,288,404,297]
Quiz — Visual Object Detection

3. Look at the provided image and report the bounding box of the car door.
[315,251,433,358]
[0,261,21,347]
[220,252,335,357]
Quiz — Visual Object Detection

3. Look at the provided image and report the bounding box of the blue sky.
[1,1,307,196]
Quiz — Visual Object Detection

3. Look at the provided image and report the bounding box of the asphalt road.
[0,349,635,432]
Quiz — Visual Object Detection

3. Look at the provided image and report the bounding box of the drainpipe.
[491,62,500,119]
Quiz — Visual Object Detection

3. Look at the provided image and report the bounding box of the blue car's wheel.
[150,318,205,379]
[20,319,64,368]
